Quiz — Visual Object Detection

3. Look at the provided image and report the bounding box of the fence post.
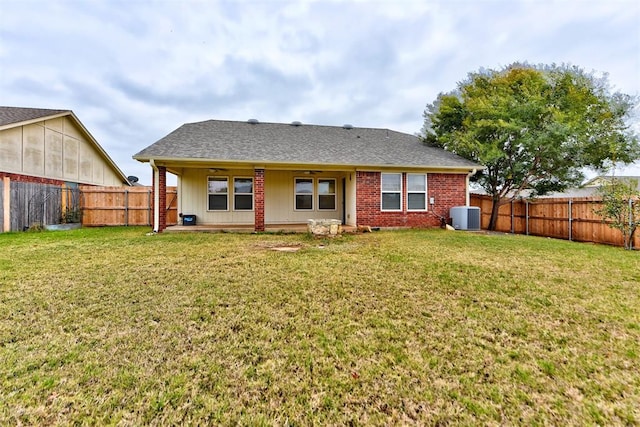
[124,189,129,226]
[148,190,152,226]
[525,199,529,235]
[568,199,573,241]
[510,200,514,234]
[630,198,634,250]
[3,177,9,232]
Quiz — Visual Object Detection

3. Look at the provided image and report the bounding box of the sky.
[1,0,639,185]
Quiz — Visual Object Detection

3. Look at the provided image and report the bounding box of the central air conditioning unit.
[449,206,481,231]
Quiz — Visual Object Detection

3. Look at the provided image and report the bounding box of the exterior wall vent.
[247,118,259,124]
[291,121,302,126]
[343,124,353,129]
[449,206,481,230]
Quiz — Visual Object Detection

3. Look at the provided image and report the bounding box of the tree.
[595,177,639,250]
[422,63,640,230]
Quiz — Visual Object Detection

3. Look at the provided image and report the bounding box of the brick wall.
[254,169,265,231]
[355,171,467,228]
[158,166,167,232]
[0,172,66,186]
[428,173,467,221]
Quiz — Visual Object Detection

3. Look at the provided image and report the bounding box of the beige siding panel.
[93,158,105,183]
[45,128,64,178]
[63,136,79,181]
[102,167,122,186]
[0,127,23,172]
[22,124,45,175]
[79,142,93,182]
[180,170,206,217]
[63,117,84,140]
[45,117,64,132]
[264,170,293,223]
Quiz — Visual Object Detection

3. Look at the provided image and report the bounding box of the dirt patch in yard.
[269,245,303,252]
[254,242,305,252]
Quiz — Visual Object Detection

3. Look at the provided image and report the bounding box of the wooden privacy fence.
[0,179,81,232]
[80,186,178,227]
[470,194,639,249]
[0,179,178,232]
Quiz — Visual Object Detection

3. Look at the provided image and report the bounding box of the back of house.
[133,119,481,232]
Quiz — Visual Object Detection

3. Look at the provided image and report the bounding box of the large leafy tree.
[422,63,639,230]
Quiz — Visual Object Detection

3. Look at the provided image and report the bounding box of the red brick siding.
[0,172,66,186]
[151,167,168,232]
[254,169,265,231]
[159,166,167,232]
[355,171,381,226]
[356,171,467,228]
[428,173,467,222]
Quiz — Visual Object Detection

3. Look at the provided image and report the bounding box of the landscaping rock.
[308,219,342,236]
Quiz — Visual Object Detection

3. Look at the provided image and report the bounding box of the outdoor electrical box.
[449,206,481,231]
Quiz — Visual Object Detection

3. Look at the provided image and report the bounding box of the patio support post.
[151,162,167,232]
[254,168,265,232]
[158,166,167,232]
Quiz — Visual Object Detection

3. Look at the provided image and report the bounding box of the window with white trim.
[233,177,254,211]
[407,174,427,211]
[318,178,336,210]
[295,178,313,210]
[381,173,402,211]
[208,177,228,211]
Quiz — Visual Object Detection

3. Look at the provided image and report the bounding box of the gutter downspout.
[150,159,160,233]
[466,168,477,206]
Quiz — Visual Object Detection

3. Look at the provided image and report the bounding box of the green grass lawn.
[0,227,638,425]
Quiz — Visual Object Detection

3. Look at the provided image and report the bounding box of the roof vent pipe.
[247,118,259,124]
[343,124,353,130]
[291,121,302,126]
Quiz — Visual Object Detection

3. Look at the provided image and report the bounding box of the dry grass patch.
[0,227,638,425]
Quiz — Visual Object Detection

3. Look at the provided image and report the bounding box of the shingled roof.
[134,119,479,170]
[0,106,70,127]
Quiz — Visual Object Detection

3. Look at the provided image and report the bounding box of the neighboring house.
[538,175,640,198]
[133,119,481,232]
[470,175,640,200]
[0,106,129,186]
[582,175,640,191]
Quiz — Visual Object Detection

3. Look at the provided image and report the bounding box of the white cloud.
[1,0,638,184]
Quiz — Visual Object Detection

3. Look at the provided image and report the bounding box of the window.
[407,174,427,211]
[208,177,228,211]
[318,179,336,210]
[381,173,402,211]
[234,177,253,210]
[295,178,313,210]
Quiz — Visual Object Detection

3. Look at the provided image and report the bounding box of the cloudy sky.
[1,0,639,184]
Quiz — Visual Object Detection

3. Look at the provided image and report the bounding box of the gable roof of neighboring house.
[0,106,71,127]
[0,106,130,185]
[134,119,481,170]
[539,176,640,198]
[583,175,640,190]
[471,175,640,199]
